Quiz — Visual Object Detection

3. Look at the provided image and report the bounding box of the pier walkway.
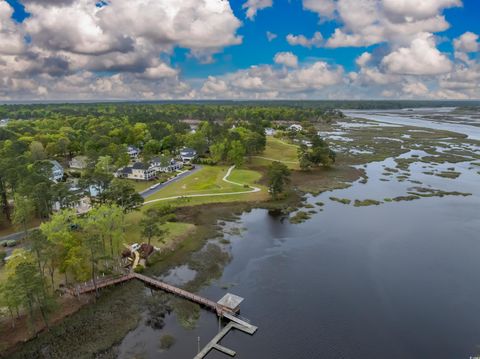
[72,272,231,315]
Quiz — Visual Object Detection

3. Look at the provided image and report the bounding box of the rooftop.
[217,293,244,310]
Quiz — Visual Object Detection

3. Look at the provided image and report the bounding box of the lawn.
[0,218,41,238]
[119,173,171,193]
[123,210,195,248]
[251,137,299,169]
[145,166,264,201]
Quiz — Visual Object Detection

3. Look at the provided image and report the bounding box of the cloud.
[402,81,429,97]
[286,32,323,48]
[274,52,298,68]
[454,31,479,53]
[199,60,344,98]
[302,0,336,19]
[266,31,277,42]
[356,52,372,67]
[243,0,272,20]
[382,0,461,21]
[382,33,452,75]
[317,0,461,48]
[0,2,26,55]
[0,0,243,100]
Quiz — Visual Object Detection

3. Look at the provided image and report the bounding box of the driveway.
[140,165,203,199]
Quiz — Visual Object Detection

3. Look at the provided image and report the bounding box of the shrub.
[159,334,176,350]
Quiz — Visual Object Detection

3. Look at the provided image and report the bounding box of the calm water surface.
[118,113,480,359]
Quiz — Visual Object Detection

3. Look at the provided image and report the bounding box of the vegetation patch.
[392,195,421,202]
[435,171,461,179]
[289,211,311,224]
[353,199,382,207]
[329,197,351,205]
[159,334,176,350]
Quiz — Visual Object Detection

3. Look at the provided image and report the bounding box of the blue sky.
[0,0,479,100]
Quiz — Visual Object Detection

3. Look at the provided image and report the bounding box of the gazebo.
[217,293,244,313]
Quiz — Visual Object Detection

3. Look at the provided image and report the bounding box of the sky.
[0,0,479,100]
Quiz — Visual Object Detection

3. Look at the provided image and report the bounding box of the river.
[118,110,480,359]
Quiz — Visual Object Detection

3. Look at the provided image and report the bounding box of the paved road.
[139,165,203,198]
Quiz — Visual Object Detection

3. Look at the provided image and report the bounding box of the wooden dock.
[194,320,258,358]
[133,273,230,314]
[73,273,230,315]
[72,272,258,358]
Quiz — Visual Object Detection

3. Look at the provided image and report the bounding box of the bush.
[0,250,6,264]
[133,265,144,273]
[195,157,217,166]
[159,334,176,350]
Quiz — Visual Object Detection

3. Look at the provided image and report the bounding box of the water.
[118,111,480,359]
[343,109,480,141]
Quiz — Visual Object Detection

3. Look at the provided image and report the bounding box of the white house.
[69,155,88,169]
[127,146,140,160]
[49,160,64,182]
[288,124,303,132]
[180,148,197,162]
[116,162,157,181]
[150,156,183,173]
[0,118,9,127]
[265,128,275,136]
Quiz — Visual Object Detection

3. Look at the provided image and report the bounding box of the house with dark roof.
[116,162,157,181]
[180,148,197,162]
[127,146,140,160]
[150,156,183,172]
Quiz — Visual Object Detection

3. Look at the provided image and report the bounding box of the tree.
[104,178,144,213]
[90,205,125,259]
[3,249,55,332]
[140,206,172,246]
[227,140,246,167]
[80,215,105,298]
[267,161,291,199]
[29,141,46,161]
[40,209,85,285]
[297,137,336,170]
[12,194,34,239]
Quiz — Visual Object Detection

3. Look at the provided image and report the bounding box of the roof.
[117,167,133,175]
[132,162,149,170]
[180,148,197,156]
[217,293,244,310]
[127,145,140,152]
[49,160,63,170]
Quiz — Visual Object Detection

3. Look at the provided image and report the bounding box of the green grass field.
[144,166,265,203]
[251,137,299,169]
[123,210,195,247]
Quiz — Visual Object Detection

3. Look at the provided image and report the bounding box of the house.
[49,160,64,182]
[265,128,275,136]
[0,118,9,127]
[288,124,303,132]
[127,146,140,160]
[116,162,157,181]
[150,156,183,173]
[301,140,313,147]
[69,155,88,169]
[180,148,197,162]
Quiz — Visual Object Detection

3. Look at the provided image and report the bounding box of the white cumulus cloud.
[274,52,298,68]
[382,33,452,75]
[286,32,323,48]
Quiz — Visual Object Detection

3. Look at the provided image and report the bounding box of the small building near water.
[217,293,244,313]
